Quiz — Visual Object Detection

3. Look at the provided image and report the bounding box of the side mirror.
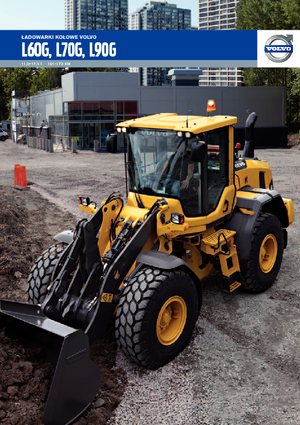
[191,140,207,162]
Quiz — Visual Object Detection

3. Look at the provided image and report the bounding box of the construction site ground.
[0,138,300,424]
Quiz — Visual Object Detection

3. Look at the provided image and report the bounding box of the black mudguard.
[136,250,202,308]
[223,188,289,260]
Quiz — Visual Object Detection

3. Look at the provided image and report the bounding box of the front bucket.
[0,299,101,425]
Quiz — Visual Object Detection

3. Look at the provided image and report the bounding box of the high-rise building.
[198,0,243,86]
[65,0,76,29]
[129,1,191,86]
[129,12,140,30]
[199,0,238,30]
[65,0,128,30]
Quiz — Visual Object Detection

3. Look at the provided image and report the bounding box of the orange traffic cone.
[14,164,30,191]
[14,164,20,187]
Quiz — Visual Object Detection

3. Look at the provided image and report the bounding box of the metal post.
[71,138,77,153]
[94,140,100,152]
[48,139,53,153]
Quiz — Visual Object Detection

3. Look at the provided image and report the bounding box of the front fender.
[54,230,74,244]
[136,250,202,308]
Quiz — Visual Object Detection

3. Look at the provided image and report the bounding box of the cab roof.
[117,113,237,134]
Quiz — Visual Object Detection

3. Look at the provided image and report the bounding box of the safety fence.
[27,136,54,153]
[26,136,105,153]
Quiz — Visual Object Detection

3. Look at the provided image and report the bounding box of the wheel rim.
[156,296,187,346]
[259,234,278,273]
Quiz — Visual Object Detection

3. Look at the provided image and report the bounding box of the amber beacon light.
[207,99,216,113]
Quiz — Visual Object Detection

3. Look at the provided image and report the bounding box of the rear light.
[171,213,184,224]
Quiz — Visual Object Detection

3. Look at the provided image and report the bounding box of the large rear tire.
[27,242,68,304]
[240,213,284,293]
[115,267,199,369]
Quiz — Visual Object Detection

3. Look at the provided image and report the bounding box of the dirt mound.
[0,185,126,424]
[287,134,300,149]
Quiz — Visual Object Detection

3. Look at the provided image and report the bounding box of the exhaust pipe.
[0,299,100,425]
[242,112,257,158]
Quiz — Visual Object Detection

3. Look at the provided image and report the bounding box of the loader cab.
[124,124,231,219]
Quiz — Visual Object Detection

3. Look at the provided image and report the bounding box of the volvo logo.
[264,34,293,63]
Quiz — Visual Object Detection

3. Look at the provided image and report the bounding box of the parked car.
[0,129,9,141]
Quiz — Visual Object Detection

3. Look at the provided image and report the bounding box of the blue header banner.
[0,30,257,67]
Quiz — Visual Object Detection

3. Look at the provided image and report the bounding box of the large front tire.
[115,267,199,369]
[240,213,284,293]
[27,242,67,304]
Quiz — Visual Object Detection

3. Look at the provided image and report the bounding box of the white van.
[0,129,9,141]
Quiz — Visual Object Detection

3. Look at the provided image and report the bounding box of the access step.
[201,229,242,293]
[201,229,236,255]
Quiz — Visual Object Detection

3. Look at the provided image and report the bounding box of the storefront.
[67,100,137,149]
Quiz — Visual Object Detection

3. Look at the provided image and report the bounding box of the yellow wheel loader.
[0,104,294,424]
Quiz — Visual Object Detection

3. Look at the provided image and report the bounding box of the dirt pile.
[287,134,300,149]
[0,185,126,424]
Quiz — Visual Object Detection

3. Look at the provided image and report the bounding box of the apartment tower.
[65,0,128,30]
[198,0,243,86]
[129,1,191,86]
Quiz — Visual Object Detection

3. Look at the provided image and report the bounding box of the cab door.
[200,125,235,225]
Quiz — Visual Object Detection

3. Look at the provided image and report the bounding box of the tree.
[236,0,300,132]
[236,0,286,30]
[30,68,64,95]
[2,68,33,95]
[0,69,10,121]
[281,0,300,29]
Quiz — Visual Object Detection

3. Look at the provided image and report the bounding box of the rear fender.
[223,188,290,260]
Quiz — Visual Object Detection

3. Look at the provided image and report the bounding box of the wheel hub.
[156,296,187,346]
[259,234,278,273]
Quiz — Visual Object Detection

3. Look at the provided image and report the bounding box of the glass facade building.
[198,0,243,86]
[13,72,286,150]
[129,1,191,86]
[67,100,137,149]
[65,0,128,30]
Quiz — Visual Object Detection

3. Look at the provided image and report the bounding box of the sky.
[1,0,199,30]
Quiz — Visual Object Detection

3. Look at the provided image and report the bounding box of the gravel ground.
[1,140,300,424]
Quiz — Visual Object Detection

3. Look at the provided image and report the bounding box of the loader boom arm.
[40,200,159,341]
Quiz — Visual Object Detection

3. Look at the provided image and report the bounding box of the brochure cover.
[0,1,299,425]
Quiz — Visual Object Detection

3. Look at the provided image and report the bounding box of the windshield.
[127,129,202,216]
